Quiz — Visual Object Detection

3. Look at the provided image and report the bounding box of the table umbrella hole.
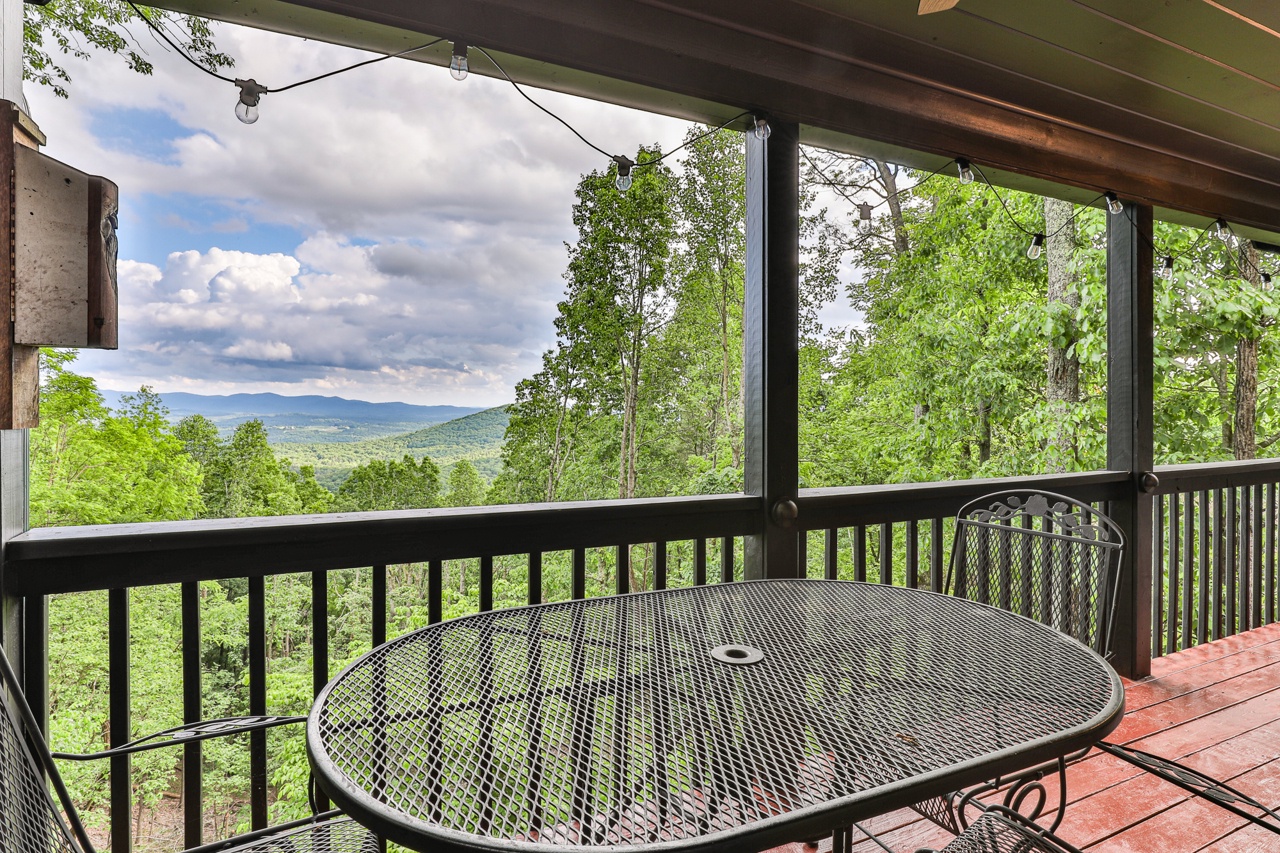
[711,644,765,665]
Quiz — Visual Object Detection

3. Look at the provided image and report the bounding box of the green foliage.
[24,1,232,98]
[31,351,203,526]
[334,454,441,512]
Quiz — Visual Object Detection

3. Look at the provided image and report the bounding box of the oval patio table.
[308,579,1124,853]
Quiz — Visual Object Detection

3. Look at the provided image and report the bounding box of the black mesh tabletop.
[308,579,1124,853]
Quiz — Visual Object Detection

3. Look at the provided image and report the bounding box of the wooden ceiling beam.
[153,0,1280,237]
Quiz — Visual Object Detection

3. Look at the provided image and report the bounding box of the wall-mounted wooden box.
[13,145,118,349]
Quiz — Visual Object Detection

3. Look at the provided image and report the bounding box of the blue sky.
[28,20,859,406]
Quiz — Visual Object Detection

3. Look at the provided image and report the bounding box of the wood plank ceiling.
[152,0,1280,240]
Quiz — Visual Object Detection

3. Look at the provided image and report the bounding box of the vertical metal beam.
[744,117,800,580]
[1107,201,1154,679]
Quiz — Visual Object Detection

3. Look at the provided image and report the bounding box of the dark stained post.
[744,117,800,580]
[1107,201,1154,679]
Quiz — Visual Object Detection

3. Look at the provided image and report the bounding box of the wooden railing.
[1150,461,1280,658]
[6,464,1280,850]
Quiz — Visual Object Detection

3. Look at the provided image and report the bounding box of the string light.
[449,42,469,80]
[1026,233,1045,260]
[234,79,267,124]
[956,158,974,185]
[612,155,635,192]
[1263,272,1273,285]
[1158,256,1174,280]
[1104,192,1124,215]
[754,117,772,140]
[1214,218,1230,241]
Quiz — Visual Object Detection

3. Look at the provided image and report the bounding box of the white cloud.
[28,19,696,406]
[75,235,561,405]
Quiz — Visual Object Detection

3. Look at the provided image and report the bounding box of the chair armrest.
[1098,741,1280,834]
[52,714,305,760]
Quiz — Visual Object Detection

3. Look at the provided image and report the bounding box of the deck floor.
[766,622,1280,853]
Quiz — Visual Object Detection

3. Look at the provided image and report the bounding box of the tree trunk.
[1044,197,1080,471]
[977,399,992,464]
[876,159,911,254]
[1234,242,1262,460]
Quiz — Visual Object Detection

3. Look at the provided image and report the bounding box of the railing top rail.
[797,470,1130,530]
[7,494,762,596]
[1152,458,1280,494]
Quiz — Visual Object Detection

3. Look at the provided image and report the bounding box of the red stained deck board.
[1147,624,1280,679]
[765,629,1280,853]
[1123,641,1280,713]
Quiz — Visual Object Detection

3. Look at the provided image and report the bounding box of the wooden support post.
[0,98,37,709]
[1107,201,1154,679]
[744,118,800,580]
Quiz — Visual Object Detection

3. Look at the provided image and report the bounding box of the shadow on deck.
[766,622,1280,853]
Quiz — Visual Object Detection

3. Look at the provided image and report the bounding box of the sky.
[28,18,859,407]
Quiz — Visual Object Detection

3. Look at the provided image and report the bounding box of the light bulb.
[956,158,974,185]
[450,42,469,80]
[858,202,873,222]
[235,101,259,124]
[1263,272,1273,285]
[234,78,267,125]
[1215,218,1230,240]
[612,155,634,192]
[1105,192,1123,215]
[1027,233,1045,260]
[1158,256,1174,280]
[754,117,771,140]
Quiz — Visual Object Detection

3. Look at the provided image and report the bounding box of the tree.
[24,1,232,98]
[334,454,441,512]
[446,460,486,507]
[31,351,202,526]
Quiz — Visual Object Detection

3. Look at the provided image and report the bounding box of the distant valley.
[101,390,510,488]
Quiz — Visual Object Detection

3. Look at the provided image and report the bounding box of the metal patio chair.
[0,645,378,853]
[1095,741,1280,836]
[915,490,1125,835]
[915,805,1084,853]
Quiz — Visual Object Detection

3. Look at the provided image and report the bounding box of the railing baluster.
[930,518,944,593]
[694,539,707,586]
[798,530,808,578]
[825,528,838,580]
[249,575,268,829]
[1212,489,1225,641]
[1166,494,1179,656]
[879,523,892,585]
[182,582,202,849]
[1198,490,1210,645]
[1181,495,1194,651]
[1226,487,1238,636]
[1152,496,1165,659]
[616,545,629,595]
[373,564,387,647]
[853,526,867,582]
[720,536,734,583]
[312,570,331,812]
[429,559,443,624]
[1268,484,1277,624]
[528,552,543,604]
[572,548,587,600]
[905,520,919,589]
[1251,484,1263,630]
[109,587,131,853]
[481,555,495,610]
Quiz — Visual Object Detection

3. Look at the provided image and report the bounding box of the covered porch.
[3,1,1280,851]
